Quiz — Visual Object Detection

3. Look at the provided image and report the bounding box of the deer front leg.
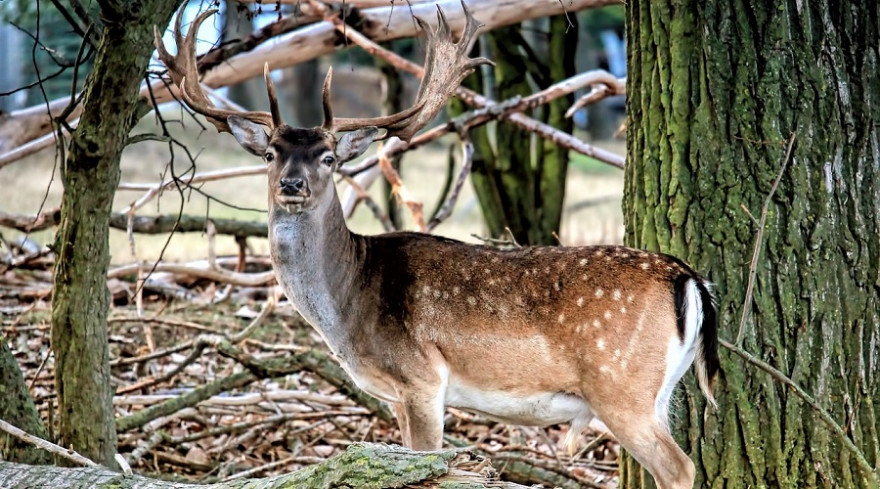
[399,390,445,451]
[391,402,412,447]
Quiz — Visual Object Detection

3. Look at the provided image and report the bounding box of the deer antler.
[154,9,281,132]
[323,0,492,140]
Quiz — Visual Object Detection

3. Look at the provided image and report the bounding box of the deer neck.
[268,191,362,353]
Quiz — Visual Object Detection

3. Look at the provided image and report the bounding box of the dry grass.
[1,115,624,263]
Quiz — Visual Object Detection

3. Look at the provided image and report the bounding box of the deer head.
[155,2,490,215]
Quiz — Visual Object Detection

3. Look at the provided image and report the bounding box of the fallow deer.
[155,4,720,488]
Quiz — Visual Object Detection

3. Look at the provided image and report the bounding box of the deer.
[155,4,720,488]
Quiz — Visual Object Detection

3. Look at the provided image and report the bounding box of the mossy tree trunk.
[0,335,50,465]
[51,0,182,467]
[378,46,406,229]
[465,17,577,246]
[622,1,879,488]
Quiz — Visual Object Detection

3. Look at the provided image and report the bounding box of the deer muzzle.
[278,177,310,202]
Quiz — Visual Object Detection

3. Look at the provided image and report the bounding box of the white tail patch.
[654,279,702,428]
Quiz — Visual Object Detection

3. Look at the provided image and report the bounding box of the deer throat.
[268,211,360,354]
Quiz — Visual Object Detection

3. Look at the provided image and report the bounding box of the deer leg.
[594,408,695,489]
[399,389,445,451]
[391,402,412,447]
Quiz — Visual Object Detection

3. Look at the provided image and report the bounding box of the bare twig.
[427,135,473,231]
[0,419,97,467]
[735,133,796,345]
[339,175,396,231]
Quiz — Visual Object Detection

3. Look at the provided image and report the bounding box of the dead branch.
[719,339,877,483]
[377,142,426,232]
[735,133,796,345]
[0,419,97,467]
[0,0,618,162]
[329,19,625,169]
[118,165,266,215]
[339,174,396,231]
[427,135,473,231]
[0,209,268,238]
[108,262,275,287]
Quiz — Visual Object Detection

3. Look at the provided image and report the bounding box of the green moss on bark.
[623,0,880,487]
[0,335,50,465]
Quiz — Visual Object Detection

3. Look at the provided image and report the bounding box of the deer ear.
[336,127,379,163]
[228,115,270,156]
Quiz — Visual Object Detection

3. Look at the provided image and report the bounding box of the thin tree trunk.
[537,15,577,241]
[622,0,880,487]
[378,44,406,229]
[50,1,182,467]
[0,336,50,465]
[487,26,537,245]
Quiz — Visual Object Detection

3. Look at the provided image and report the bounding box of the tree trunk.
[50,1,182,467]
[536,15,577,242]
[0,444,530,488]
[378,45,406,229]
[467,18,577,246]
[0,335,50,465]
[622,1,880,488]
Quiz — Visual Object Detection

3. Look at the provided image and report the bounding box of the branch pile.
[1,283,618,487]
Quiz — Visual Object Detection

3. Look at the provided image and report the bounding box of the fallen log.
[0,210,268,238]
[0,443,531,488]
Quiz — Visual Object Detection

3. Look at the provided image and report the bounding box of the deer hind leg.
[594,405,695,489]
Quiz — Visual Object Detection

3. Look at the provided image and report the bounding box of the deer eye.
[265,152,274,162]
[322,155,336,166]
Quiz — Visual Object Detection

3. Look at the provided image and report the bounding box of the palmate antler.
[155,0,490,141]
[323,0,492,140]
[154,9,280,132]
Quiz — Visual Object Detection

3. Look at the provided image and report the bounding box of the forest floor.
[1,119,625,487]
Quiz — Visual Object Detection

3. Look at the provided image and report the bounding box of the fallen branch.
[0,419,97,467]
[0,209,268,238]
[108,263,275,287]
[115,370,255,433]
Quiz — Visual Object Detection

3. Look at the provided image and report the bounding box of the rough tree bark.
[622,1,879,488]
[0,336,50,465]
[50,0,182,467]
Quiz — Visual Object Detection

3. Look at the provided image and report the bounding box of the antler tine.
[458,0,483,56]
[329,2,491,140]
[322,67,334,130]
[264,63,283,128]
[155,8,275,132]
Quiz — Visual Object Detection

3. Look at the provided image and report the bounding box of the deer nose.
[279,178,307,196]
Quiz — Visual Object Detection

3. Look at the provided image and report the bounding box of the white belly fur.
[445,378,591,426]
